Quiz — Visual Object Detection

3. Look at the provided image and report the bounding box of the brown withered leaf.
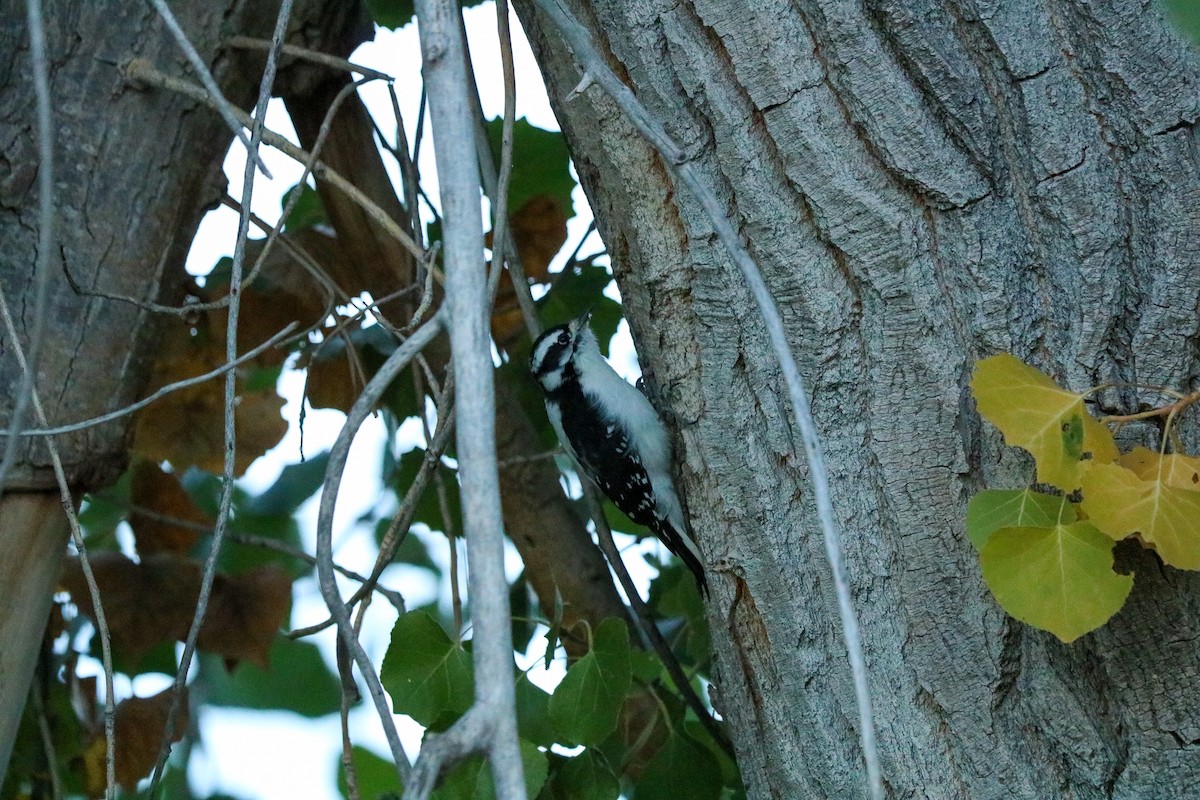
[297,320,363,414]
[61,553,292,668]
[131,305,289,476]
[199,564,293,669]
[510,194,568,284]
[129,460,211,556]
[83,687,188,796]
[62,552,200,664]
[489,195,569,346]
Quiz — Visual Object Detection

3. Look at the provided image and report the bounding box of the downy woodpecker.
[529,312,706,592]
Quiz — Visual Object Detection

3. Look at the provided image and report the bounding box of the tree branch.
[314,312,448,784]
[406,1,526,797]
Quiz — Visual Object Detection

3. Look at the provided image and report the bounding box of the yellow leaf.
[970,354,1117,491]
[980,521,1132,643]
[1118,447,1200,490]
[1080,462,1200,569]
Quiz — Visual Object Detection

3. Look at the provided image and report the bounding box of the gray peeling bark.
[515,0,1200,797]
[0,0,355,778]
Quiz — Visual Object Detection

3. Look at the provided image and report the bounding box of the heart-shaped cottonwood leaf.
[381,610,474,731]
[979,521,1133,642]
[548,618,632,747]
[965,489,1076,549]
[970,354,1117,491]
[1080,462,1200,570]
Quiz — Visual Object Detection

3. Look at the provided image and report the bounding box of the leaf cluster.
[968,354,1200,641]
[368,612,738,800]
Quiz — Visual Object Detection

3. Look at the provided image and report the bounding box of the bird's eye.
[556,332,570,346]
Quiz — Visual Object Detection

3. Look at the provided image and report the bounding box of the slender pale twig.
[148,0,272,177]
[531,1,882,796]
[402,2,525,798]
[149,3,296,795]
[3,323,296,439]
[224,36,394,83]
[314,314,447,782]
[30,674,64,800]
[0,0,56,494]
[122,59,428,267]
[466,5,539,339]
[0,285,117,799]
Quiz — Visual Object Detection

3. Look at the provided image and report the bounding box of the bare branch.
[531,1,882,796]
[150,2,296,793]
[148,0,272,178]
[2,323,296,438]
[122,59,429,267]
[405,1,526,797]
[583,487,734,757]
[314,312,448,783]
[224,36,394,83]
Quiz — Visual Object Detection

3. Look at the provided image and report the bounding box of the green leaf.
[431,739,548,800]
[965,489,1076,549]
[203,637,341,717]
[548,618,632,746]
[980,521,1134,643]
[969,354,1118,491]
[632,729,723,800]
[79,470,132,548]
[281,182,326,231]
[515,672,554,747]
[381,610,474,730]
[390,446,462,536]
[365,0,489,30]
[248,451,331,516]
[485,117,576,220]
[337,746,402,800]
[364,0,414,29]
[510,573,538,654]
[542,749,619,800]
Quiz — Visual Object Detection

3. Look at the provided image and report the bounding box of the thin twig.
[290,382,455,640]
[224,36,394,83]
[122,59,428,268]
[404,2,525,797]
[0,284,118,800]
[314,313,447,782]
[467,4,539,339]
[0,0,57,494]
[583,487,734,758]
[2,323,296,439]
[148,0,272,178]
[532,1,881,795]
[150,4,296,794]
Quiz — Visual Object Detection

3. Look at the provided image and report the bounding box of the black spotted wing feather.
[555,382,661,528]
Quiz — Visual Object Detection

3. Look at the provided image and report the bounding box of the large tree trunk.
[514,0,1200,796]
[0,0,365,777]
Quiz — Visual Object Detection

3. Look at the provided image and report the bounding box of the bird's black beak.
[570,307,594,334]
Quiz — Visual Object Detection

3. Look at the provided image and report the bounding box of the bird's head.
[529,310,595,393]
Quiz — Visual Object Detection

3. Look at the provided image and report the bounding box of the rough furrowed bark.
[513,0,1200,797]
